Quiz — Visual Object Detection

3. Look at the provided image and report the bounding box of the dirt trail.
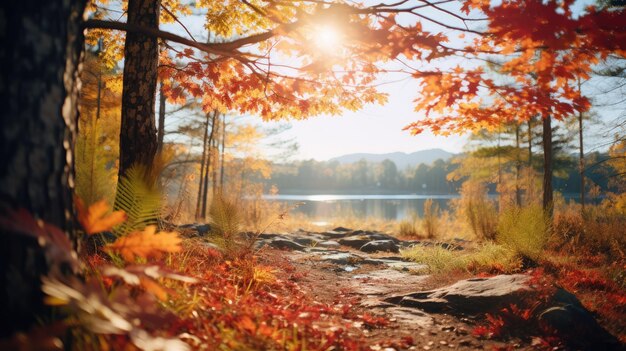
[256,229,520,350]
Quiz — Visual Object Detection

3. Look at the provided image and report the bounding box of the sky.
[258,79,469,161]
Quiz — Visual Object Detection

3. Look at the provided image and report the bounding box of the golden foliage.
[106,226,182,262]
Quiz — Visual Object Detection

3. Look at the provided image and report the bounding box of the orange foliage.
[105,225,182,262]
[75,197,126,235]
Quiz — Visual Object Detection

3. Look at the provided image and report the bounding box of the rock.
[322,231,351,239]
[175,223,211,237]
[538,288,622,350]
[320,252,364,265]
[195,224,211,236]
[269,239,306,251]
[292,233,327,246]
[347,231,400,243]
[338,236,372,249]
[360,240,400,253]
[317,240,341,248]
[385,274,531,316]
[257,233,280,240]
[333,226,352,232]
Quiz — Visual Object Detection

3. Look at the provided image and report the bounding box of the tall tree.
[0,0,86,335]
[118,0,160,179]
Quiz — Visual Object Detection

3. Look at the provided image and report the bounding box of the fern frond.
[114,165,163,237]
[209,195,241,241]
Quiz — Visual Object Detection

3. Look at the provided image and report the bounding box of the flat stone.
[360,240,400,253]
[385,274,531,316]
[269,238,306,251]
[317,240,341,248]
[338,236,372,249]
[319,252,364,265]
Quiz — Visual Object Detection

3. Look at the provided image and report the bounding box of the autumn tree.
[404,0,625,216]
[118,0,160,179]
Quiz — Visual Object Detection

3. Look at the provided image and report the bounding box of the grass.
[497,204,549,262]
[401,242,520,274]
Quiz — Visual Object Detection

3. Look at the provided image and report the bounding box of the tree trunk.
[212,119,219,197]
[0,0,86,335]
[577,79,585,213]
[578,110,585,212]
[542,115,554,217]
[220,113,226,191]
[527,119,533,167]
[201,111,218,220]
[118,0,160,178]
[156,80,166,154]
[195,112,210,220]
[515,125,522,207]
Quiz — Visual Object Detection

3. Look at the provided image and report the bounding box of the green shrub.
[497,205,549,262]
[401,242,520,274]
[401,245,464,273]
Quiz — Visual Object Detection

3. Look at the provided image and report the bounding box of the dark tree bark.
[118,0,160,178]
[0,0,86,335]
[542,115,554,216]
[156,80,166,154]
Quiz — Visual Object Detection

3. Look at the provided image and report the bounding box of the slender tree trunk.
[220,113,226,192]
[0,0,86,335]
[212,122,219,197]
[156,80,166,154]
[577,79,585,213]
[527,119,533,167]
[515,125,522,207]
[542,115,554,217]
[195,112,210,220]
[201,111,218,220]
[118,0,160,179]
[578,110,585,212]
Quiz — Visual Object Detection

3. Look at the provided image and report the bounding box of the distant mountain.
[329,148,455,169]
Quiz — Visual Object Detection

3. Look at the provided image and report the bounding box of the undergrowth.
[401,242,520,274]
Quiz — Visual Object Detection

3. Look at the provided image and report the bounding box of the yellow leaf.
[105,226,182,262]
[76,197,127,235]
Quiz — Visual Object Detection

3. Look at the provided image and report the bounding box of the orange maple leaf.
[75,197,127,235]
[105,226,182,262]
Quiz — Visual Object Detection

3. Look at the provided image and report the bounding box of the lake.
[262,194,460,221]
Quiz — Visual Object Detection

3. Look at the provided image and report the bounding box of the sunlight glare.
[313,25,341,52]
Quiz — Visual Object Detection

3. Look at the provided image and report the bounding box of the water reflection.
[263,194,457,221]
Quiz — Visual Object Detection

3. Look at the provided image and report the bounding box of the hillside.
[329,148,455,169]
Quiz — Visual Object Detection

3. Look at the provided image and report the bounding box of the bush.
[401,242,520,274]
[497,205,549,262]
[398,219,419,237]
[456,181,498,240]
[422,199,440,239]
[553,201,626,259]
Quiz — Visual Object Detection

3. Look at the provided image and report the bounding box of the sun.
[312,24,341,52]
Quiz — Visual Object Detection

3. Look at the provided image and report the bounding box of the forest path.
[256,228,517,350]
